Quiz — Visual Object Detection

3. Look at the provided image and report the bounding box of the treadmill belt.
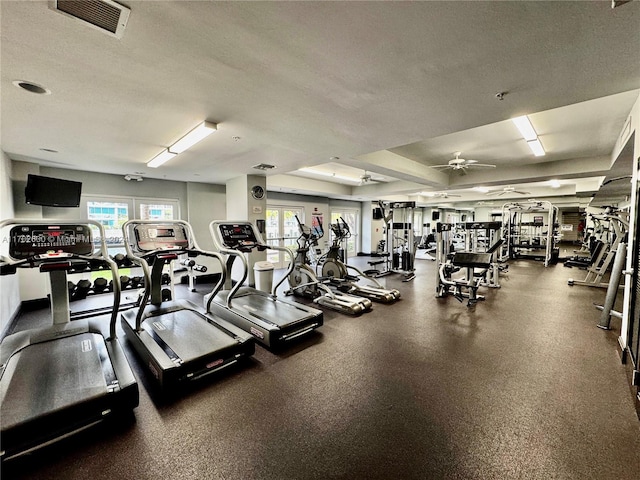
[220,291,315,327]
[143,310,240,363]
[0,333,109,431]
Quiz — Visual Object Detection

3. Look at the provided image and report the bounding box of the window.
[139,202,174,220]
[83,195,180,257]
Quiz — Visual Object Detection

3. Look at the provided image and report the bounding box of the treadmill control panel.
[133,224,189,252]
[218,223,258,249]
[8,225,93,260]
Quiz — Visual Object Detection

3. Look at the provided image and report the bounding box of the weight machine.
[459,221,505,289]
[375,201,416,282]
[434,223,493,307]
[501,200,559,267]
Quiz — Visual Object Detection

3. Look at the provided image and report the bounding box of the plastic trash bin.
[254,261,274,293]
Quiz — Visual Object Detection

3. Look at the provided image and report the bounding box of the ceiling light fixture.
[512,115,545,156]
[511,116,537,141]
[147,148,177,168]
[169,121,217,154]
[549,179,561,188]
[298,167,360,183]
[473,186,490,193]
[527,139,546,157]
[147,121,217,168]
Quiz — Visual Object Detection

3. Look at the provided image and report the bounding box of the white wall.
[0,151,20,335]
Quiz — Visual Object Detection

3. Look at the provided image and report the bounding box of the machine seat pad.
[452,252,492,269]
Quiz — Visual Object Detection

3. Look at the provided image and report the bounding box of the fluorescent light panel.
[169,121,217,153]
[147,149,177,168]
[298,167,360,183]
[512,115,538,141]
[146,120,217,168]
[527,139,546,157]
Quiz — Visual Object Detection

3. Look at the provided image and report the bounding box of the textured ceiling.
[1,1,639,206]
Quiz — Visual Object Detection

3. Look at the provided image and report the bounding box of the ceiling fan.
[486,185,531,196]
[424,192,461,199]
[359,170,383,185]
[430,152,496,175]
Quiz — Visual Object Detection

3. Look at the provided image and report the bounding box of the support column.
[225,175,267,285]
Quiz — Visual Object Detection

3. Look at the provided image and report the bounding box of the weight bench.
[363,253,390,277]
[438,252,492,307]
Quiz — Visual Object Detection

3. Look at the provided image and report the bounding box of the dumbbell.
[112,253,127,267]
[68,281,77,300]
[93,277,109,294]
[74,279,92,300]
[161,273,171,285]
[120,275,131,289]
[161,288,172,302]
[131,276,144,288]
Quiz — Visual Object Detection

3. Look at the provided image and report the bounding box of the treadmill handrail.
[121,219,228,329]
[0,219,121,340]
[209,220,296,302]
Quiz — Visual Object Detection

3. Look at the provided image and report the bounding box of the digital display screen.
[9,225,93,259]
[219,223,257,247]
[133,224,188,252]
[154,228,175,238]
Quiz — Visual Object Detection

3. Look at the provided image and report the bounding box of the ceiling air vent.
[51,0,130,39]
[253,164,277,171]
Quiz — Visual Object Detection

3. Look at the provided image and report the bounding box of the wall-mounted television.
[25,174,82,207]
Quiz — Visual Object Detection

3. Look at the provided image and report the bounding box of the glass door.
[266,206,303,268]
[330,209,360,259]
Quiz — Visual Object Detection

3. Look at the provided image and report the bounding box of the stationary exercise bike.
[286,216,371,315]
[318,217,401,303]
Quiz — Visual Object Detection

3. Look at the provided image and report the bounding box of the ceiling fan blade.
[471,164,497,168]
[515,190,531,195]
[458,168,468,176]
[430,165,452,169]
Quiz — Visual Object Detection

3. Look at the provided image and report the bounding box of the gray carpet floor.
[2,257,640,479]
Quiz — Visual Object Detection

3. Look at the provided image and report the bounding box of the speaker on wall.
[431,211,440,221]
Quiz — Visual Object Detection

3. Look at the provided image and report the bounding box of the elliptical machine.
[318,217,401,303]
[286,216,372,315]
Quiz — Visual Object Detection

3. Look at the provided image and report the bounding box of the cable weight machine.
[377,201,416,282]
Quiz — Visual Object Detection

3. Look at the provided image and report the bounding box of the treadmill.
[120,220,255,390]
[207,221,324,349]
[0,219,139,461]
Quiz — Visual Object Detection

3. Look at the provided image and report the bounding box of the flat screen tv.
[25,174,82,207]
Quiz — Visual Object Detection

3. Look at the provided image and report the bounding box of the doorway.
[265,206,303,268]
